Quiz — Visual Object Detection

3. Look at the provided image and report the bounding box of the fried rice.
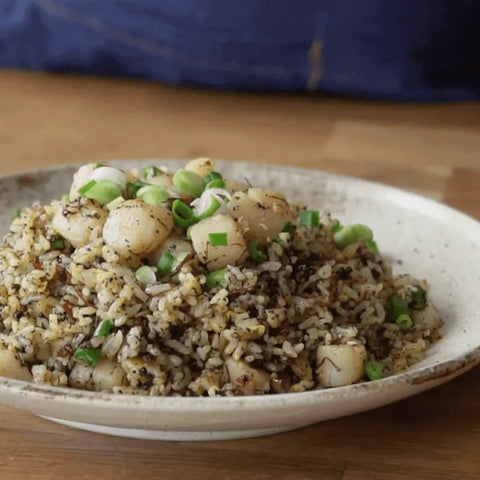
[0,160,443,396]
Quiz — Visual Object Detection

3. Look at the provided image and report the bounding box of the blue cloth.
[1,0,479,100]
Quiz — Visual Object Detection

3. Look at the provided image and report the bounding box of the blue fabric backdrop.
[0,0,479,100]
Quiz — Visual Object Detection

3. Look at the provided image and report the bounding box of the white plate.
[0,160,479,441]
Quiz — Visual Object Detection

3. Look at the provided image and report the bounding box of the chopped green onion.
[74,348,101,368]
[365,361,383,381]
[281,221,296,235]
[81,180,122,205]
[90,166,126,187]
[105,196,125,211]
[52,237,64,250]
[334,224,373,249]
[186,225,193,240]
[94,319,113,337]
[95,162,107,169]
[300,210,320,227]
[172,252,190,272]
[172,169,206,198]
[205,268,228,290]
[142,165,160,179]
[157,251,175,275]
[136,185,169,205]
[389,296,410,319]
[62,194,70,204]
[331,220,342,233]
[410,286,427,311]
[135,265,157,284]
[388,296,414,330]
[208,232,228,246]
[171,199,198,229]
[77,180,97,196]
[396,313,413,331]
[366,239,379,256]
[248,239,267,261]
[204,171,223,183]
[206,179,226,189]
[126,180,150,199]
[196,195,221,220]
[11,209,21,221]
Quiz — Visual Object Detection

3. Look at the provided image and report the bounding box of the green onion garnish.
[366,239,379,256]
[77,180,97,196]
[300,210,320,227]
[333,224,373,249]
[126,180,150,199]
[62,194,70,204]
[365,361,383,381]
[197,195,221,220]
[171,252,190,272]
[81,180,122,205]
[157,251,175,275]
[248,239,267,261]
[389,296,410,319]
[105,196,125,211]
[142,166,160,179]
[205,268,228,290]
[136,185,169,205]
[396,313,413,331]
[95,162,107,169]
[281,221,296,235]
[410,286,427,311]
[11,209,22,221]
[204,172,225,189]
[388,296,414,330]
[208,232,227,246]
[94,319,113,337]
[52,237,64,250]
[331,220,342,233]
[74,348,101,368]
[172,169,206,198]
[206,179,226,189]
[135,265,157,284]
[171,199,198,229]
[204,171,223,183]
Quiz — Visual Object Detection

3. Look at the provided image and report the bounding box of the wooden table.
[0,70,479,480]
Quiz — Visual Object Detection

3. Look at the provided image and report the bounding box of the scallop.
[0,348,32,381]
[69,358,125,391]
[225,358,270,395]
[316,344,366,387]
[185,157,216,177]
[90,166,127,188]
[225,179,249,193]
[69,164,96,201]
[102,199,173,257]
[51,199,108,248]
[230,188,293,242]
[148,235,193,266]
[147,171,174,190]
[69,362,94,390]
[189,214,246,270]
[91,358,126,390]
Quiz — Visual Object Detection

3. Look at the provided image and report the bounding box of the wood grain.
[0,70,479,480]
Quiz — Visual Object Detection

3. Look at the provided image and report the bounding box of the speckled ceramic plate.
[0,160,479,441]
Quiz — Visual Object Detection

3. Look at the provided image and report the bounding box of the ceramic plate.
[0,160,479,441]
